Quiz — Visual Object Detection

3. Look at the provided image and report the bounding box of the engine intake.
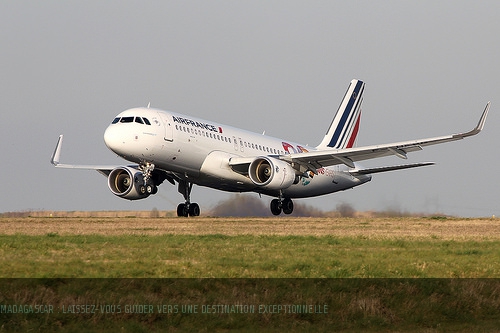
[108,167,154,200]
[248,157,296,190]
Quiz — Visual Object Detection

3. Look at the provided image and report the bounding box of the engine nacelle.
[108,167,155,200]
[248,157,296,190]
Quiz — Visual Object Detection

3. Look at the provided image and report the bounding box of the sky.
[1,1,498,217]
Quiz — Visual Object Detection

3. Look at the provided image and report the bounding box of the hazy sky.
[1,1,498,216]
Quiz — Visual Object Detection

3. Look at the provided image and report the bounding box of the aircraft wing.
[50,135,119,176]
[281,102,490,173]
[51,135,177,185]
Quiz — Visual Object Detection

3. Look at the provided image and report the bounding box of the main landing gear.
[270,193,294,216]
[176,180,200,217]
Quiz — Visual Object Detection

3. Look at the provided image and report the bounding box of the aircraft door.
[157,112,173,142]
[233,136,238,151]
[239,137,244,152]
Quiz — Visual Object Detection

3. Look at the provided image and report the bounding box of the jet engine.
[108,167,156,200]
[248,157,296,190]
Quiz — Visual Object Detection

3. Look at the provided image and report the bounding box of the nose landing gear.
[138,162,158,195]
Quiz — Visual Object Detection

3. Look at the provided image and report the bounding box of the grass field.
[1,215,500,278]
[1,215,500,331]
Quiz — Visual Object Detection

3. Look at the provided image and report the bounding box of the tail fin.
[316,79,365,149]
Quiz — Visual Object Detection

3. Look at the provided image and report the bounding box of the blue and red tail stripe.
[321,79,364,149]
[328,81,365,149]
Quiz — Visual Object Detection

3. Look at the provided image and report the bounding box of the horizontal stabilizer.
[349,162,435,176]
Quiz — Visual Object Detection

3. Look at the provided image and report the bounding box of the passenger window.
[135,117,144,124]
[142,118,151,125]
[112,117,120,124]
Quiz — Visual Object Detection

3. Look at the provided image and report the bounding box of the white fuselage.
[103,107,371,199]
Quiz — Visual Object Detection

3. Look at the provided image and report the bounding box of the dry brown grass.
[1,213,499,240]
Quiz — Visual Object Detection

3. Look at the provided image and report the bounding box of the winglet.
[455,102,490,139]
[51,135,63,166]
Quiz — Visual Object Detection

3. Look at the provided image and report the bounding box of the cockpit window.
[120,116,134,123]
[112,116,152,125]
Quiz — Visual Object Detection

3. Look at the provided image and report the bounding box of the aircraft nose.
[104,125,121,152]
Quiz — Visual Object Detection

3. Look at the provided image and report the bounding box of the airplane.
[51,79,490,217]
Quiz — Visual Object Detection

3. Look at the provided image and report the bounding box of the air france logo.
[172,116,222,133]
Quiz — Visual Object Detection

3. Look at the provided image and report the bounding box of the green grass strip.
[1,234,499,278]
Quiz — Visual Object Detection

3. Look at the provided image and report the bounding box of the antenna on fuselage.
[147,102,151,108]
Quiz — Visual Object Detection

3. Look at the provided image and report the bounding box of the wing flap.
[349,162,435,176]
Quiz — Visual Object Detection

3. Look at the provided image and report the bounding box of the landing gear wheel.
[177,203,189,217]
[270,199,282,216]
[189,203,200,217]
[139,185,147,195]
[176,180,201,217]
[282,198,294,215]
